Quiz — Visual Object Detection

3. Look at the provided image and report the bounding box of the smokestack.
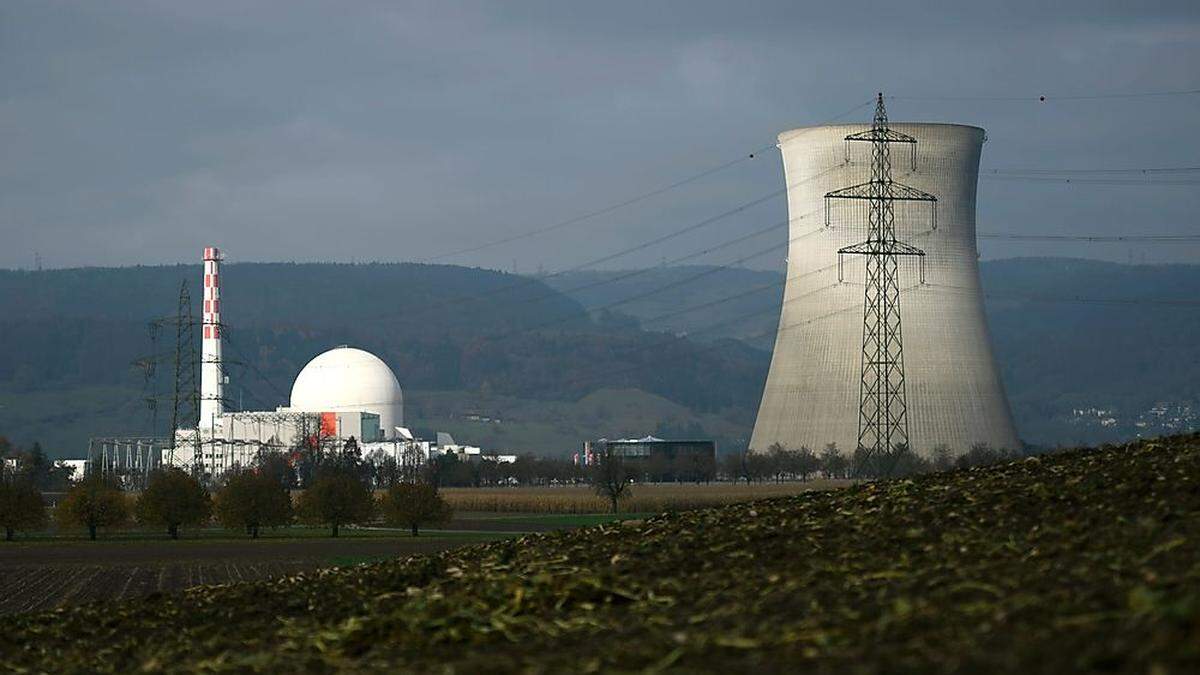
[199,246,224,429]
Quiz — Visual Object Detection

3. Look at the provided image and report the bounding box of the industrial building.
[577,436,716,468]
[751,116,1020,457]
[159,248,411,475]
[85,246,509,480]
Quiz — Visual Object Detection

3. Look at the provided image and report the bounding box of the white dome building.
[289,346,404,437]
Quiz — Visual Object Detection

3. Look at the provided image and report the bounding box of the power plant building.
[167,248,412,476]
[751,121,1020,456]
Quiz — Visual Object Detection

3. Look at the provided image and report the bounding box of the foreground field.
[440,479,848,513]
[0,529,514,616]
[2,435,1198,672]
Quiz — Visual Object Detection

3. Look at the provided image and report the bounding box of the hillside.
[3,434,1197,672]
[550,258,1200,446]
[0,263,765,456]
[3,258,1198,455]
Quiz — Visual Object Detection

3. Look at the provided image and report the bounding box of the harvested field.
[2,435,1198,672]
[0,561,307,616]
[440,479,848,513]
[0,531,514,616]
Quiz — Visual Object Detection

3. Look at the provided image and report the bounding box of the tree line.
[0,441,453,541]
[725,442,1030,482]
[1,432,1033,538]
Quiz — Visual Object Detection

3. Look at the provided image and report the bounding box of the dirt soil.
[0,537,491,616]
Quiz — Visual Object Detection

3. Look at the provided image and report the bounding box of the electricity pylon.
[824,93,937,462]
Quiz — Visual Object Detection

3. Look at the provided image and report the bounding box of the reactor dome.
[289,346,404,436]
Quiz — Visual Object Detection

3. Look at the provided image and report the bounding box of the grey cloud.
[2,0,1198,270]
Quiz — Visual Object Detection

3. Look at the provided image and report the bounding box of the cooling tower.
[750,122,1020,456]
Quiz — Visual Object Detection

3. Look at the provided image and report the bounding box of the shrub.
[136,469,212,539]
[56,475,129,540]
[214,469,294,538]
[297,467,374,537]
[379,482,453,536]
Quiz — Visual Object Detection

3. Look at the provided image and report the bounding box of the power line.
[890,89,1200,102]
[353,163,842,329]
[978,232,1200,243]
[417,149,766,263]
[982,175,1200,186]
[985,166,1200,175]
[983,291,1200,308]
[221,327,292,405]
[568,279,1200,392]
[508,223,1194,351]
[490,201,832,322]
[480,211,850,342]
[416,99,875,263]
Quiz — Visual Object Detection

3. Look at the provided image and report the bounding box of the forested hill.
[0,263,767,456]
[548,258,1200,447]
[2,258,1197,455]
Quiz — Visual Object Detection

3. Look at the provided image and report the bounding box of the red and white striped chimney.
[199,247,224,429]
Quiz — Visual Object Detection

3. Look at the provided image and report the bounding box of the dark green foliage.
[1,434,1198,672]
[254,451,298,489]
[379,482,453,536]
[55,475,128,540]
[135,469,212,539]
[214,469,294,538]
[297,467,374,537]
[0,476,45,541]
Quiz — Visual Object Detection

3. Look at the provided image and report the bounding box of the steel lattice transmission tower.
[824,93,938,461]
[167,280,200,465]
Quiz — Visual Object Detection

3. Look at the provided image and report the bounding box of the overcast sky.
[3,0,1198,272]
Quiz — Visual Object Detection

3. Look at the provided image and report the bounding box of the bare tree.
[722,449,754,484]
[767,442,788,482]
[588,443,632,514]
[930,444,955,472]
[820,443,848,479]
[794,447,820,481]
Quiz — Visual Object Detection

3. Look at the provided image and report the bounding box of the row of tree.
[0,436,75,491]
[0,460,454,541]
[424,452,718,487]
[724,442,1027,482]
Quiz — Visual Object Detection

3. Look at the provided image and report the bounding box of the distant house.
[55,459,88,482]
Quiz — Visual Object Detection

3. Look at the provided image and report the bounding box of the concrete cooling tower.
[750,118,1020,457]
